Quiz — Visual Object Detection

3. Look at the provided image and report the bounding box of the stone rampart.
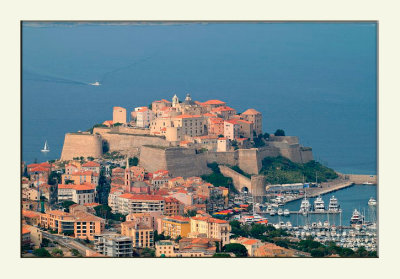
[140,146,211,178]
[101,133,169,155]
[219,166,252,193]
[238,149,261,175]
[205,151,238,165]
[60,133,103,160]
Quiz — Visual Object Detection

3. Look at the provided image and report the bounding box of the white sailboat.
[89,81,101,86]
[41,140,50,153]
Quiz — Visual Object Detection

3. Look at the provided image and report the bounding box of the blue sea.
[22,22,377,175]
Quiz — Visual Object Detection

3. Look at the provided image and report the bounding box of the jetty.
[283,179,355,203]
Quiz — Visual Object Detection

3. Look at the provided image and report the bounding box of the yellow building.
[161,216,191,238]
[155,240,176,257]
[121,221,154,248]
[190,216,231,246]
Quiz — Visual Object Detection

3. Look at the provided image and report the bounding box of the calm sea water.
[264,185,377,226]
[22,22,377,175]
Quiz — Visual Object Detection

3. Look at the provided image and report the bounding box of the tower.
[125,157,131,192]
[172,94,179,108]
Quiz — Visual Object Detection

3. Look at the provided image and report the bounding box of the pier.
[282,179,355,203]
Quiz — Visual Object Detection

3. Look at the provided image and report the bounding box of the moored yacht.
[283,209,290,216]
[368,197,377,206]
[269,208,277,216]
[328,195,341,212]
[314,196,325,212]
[277,208,284,216]
[299,197,311,215]
[350,209,365,225]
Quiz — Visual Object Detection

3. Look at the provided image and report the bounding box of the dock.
[282,180,355,204]
[256,211,342,215]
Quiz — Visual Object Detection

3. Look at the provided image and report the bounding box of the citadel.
[60,94,313,181]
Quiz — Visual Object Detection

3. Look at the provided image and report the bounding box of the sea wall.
[337,173,377,184]
[139,146,168,173]
[60,133,103,160]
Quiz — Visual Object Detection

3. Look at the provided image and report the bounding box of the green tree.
[140,248,155,257]
[274,129,285,136]
[48,171,61,186]
[222,243,248,257]
[184,210,198,217]
[218,134,224,138]
[51,248,64,257]
[249,223,268,239]
[70,248,82,257]
[61,201,76,212]
[33,248,52,257]
[64,179,74,185]
[94,204,112,219]
[87,156,94,161]
[175,235,182,243]
[129,157,139,166]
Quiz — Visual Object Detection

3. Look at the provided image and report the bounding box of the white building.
[58,184,96,205]
[94,234,133,257]
[136,107,154,128]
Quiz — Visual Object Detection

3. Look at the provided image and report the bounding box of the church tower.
[124,157,131,192]
[172,94,179,108]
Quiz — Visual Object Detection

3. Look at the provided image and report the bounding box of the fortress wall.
[165,148,211,178]
[238,149,261,175]
[219,166,251,193]
[101,133,169,155]
[111,126,150,135]
[60,133,103,161]
[251,175,267,202]
[270,136,299,144]
[92,127,111,136]
[139,146,168,173]
[205,151,238,166]
[300,147,314,163]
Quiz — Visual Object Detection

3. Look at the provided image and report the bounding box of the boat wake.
[23,70,88,86]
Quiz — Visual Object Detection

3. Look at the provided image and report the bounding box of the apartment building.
[94,234,133,257]
[113,194,165,215]
[190,216,231,246]
[161,216,191,238]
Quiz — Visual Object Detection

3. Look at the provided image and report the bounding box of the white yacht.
[283,209,290,216]
[368,197,377,206]
[350,209,365,225]
[277,208,284,216]
[41,140,50,153]
[269,208,277,216]
[89,81,101,86]
[299,197,311,214]
[314,196,325,212]
[328,195,341,212]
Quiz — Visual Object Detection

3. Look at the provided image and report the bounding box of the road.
[41,231,96,255]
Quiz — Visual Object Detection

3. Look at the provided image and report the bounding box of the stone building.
[113,106,127,124]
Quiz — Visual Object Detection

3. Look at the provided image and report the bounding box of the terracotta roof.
[22,210,40,218]
[30,166,50,173]
[194,135,218,140]
[84,202,100,207]
[202,113,215,117]
[58,184,95,191]
[237,119,253,124]
[236,138,248,141]
[161,99,171,103]
[82,161,100,167]
[211,106,236,112]
[218,137,227,140]
[209,117,224,123]
[22,225,31,235]
[74,211,104,222]
[103,120,114,126]
[137,107,149,112]
[225,119,240,125]
[243,239,260,245]
[202,100,226,105]
[180,140,191,144]
[242,108,261,115]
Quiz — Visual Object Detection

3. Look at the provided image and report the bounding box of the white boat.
[286,221,292,230]
[89,81,101,86]
[283,209,290,216]
[299,197,311,214]
[328,195,341,212]
[41,140,50,153]
[368,197,377,206]
[269,209,277,216]
[350,209,365,225]
[314,196,325,212]
[363,182,373,185]
[277,208,284,216]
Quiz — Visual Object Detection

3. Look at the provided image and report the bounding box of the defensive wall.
[219,166,266,201]
[60,130,314,177]
[140,146,211,178]
[60,133,103,160]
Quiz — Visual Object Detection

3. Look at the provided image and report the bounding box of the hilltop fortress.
[60,94,313,178]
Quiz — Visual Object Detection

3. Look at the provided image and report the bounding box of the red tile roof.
[242,108,261,115]
[202,100,226,105]
[82,161,100,167]
[174,114,202,119]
